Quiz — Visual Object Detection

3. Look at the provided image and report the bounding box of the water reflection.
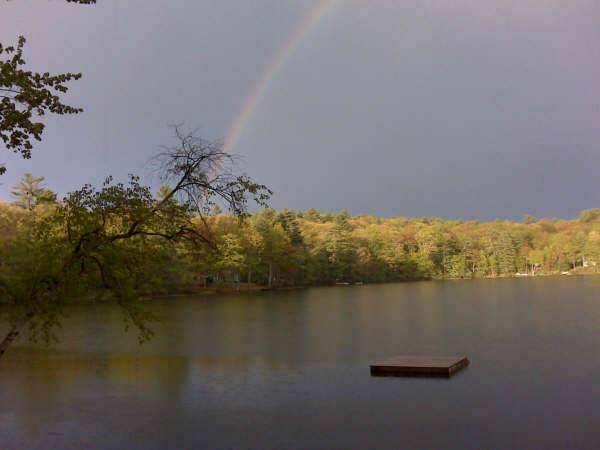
[2,277,600,449]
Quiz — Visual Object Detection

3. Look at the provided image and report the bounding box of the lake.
[2,277,600,449]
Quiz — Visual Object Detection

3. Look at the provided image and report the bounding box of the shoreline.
[147,270,600,299]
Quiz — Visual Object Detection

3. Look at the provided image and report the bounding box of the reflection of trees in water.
[192,292,315,371]
[1,285,461,441]
[0,350,191,436]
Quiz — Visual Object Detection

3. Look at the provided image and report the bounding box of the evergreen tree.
[476,250,490,277]
[325,212,357,281]
[495,232,517,274]
[277,209,304,246]
[11,173,56,210]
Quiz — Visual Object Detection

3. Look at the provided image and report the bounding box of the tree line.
[193,207,600,287]
[4,175,600,296]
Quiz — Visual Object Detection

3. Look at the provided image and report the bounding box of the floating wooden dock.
[370,356,469,377]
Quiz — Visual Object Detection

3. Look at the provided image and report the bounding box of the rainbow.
[223,0,340,154]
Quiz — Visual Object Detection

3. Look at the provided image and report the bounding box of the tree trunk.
[268,262,273,289]
[0,315,32,359]
[0,327,20,358]
[247,269,252,284]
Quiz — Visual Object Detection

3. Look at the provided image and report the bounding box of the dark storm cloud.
[1,0,598,220]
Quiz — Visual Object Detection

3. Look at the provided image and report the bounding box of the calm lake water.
[2,277,600,449]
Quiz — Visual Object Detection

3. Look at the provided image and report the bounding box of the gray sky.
[1,0,599,220]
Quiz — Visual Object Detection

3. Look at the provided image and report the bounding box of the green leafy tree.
[215,233,246,288]
[0,129,270,359]
[475,249,490,276]
[253,210,293,288]
[527,249,544,274]
[447,255,467,278]
[304,208,321,222]
[580,209,600,223]
[239,224,263,284]
[325,211,357,281]
[415,226,443,276]
[584,231,600,271]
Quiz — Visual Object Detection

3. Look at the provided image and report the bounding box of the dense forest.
[176,207,600,287]
[3,174,600,294]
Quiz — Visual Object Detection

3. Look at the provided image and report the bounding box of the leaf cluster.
[0,36,82,172]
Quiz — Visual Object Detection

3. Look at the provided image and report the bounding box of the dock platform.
[370,356,469,377]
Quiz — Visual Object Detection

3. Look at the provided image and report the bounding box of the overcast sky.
[1,0,599,220]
